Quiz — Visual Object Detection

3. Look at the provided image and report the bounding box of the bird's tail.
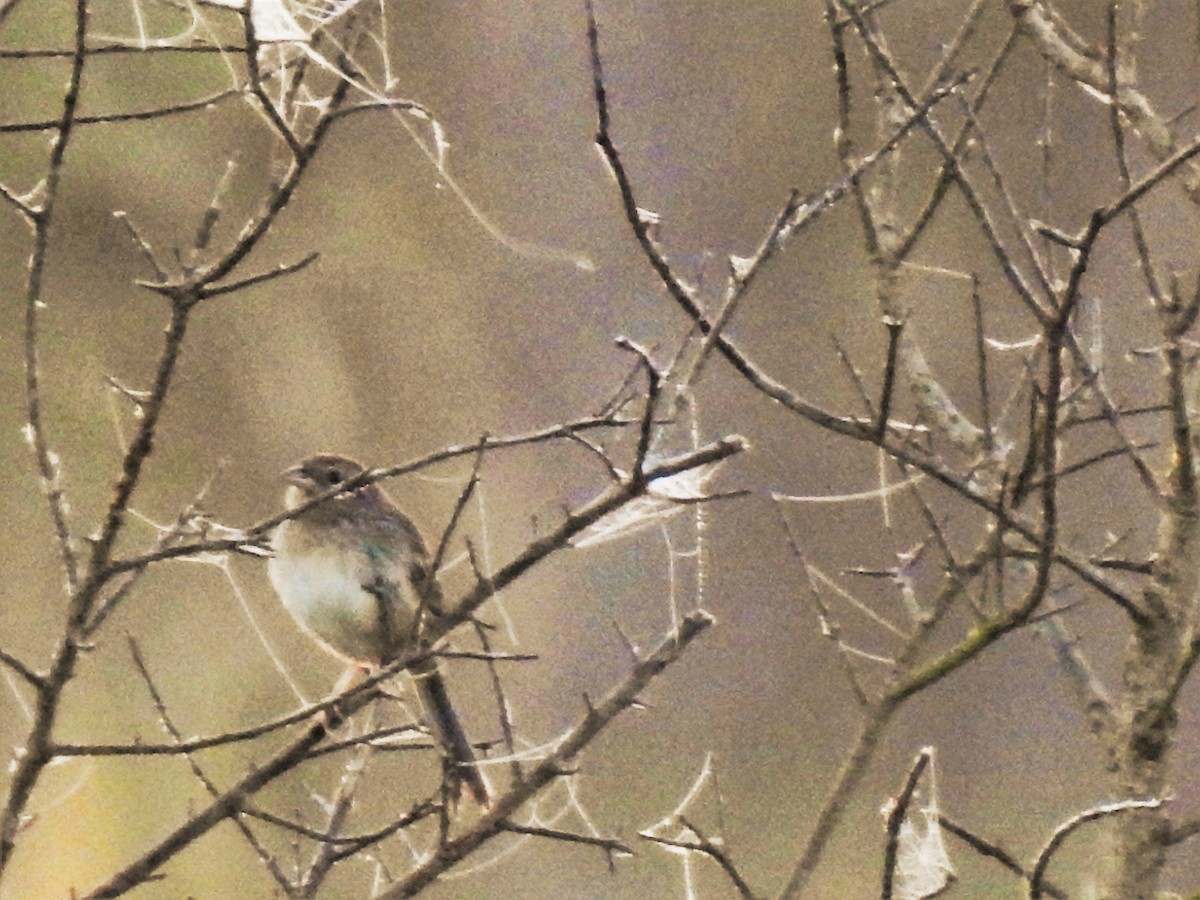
[413,664,490,806]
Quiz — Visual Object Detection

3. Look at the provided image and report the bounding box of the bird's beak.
[280,464,309,487]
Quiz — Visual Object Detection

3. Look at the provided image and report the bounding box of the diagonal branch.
[100,413,635,578]
[0,649,45,694]
[1008,0,1200,202]
[193,251,320,299]
[240,7,304,158]
[881,748,932,900]
[127,638,293,893]
[375,610,715,898]
[2,0,89,877]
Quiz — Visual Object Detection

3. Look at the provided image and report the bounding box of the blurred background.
[3,0,1200,896]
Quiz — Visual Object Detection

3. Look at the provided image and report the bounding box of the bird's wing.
[356,514,442,659]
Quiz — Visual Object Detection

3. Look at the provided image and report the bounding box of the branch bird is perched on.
[268,453,490,805]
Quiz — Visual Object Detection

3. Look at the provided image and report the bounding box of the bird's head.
[280,453,372,511]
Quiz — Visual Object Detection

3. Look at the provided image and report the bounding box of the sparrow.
[267,453,489,805]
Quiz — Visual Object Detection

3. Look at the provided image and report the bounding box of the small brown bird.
[267,453,489,805]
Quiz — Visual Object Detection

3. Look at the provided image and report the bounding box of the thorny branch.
[70,432,737,896]
[3,0,89,877]
[3,8,364,887]
[580,4,1200,895]
[586,0,1144,626]
[98,413,657,581]
[8,0,1200,896]
[641,814,759,900]
[938,816,1068,899]
[376,611,715,898]
[127,638,294,893]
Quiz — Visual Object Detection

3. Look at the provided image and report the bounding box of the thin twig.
[299,722,378,893]
[51,692,366,758]
[302,725,430,760]
[194,251,320,299]
[0,41,246,59]
[81,704,356,896]
[881,748,932,900]
[112,211,170,283]
[776,504,872,708]
[676,814,759,900]
[614,336,662,477]
[326,97,429,123]
[1029,798,1163,898]
[0,649,45,693]
[875,318,903,442]
[472,617,523,786]
[0,87,241,134]
[240,8,304,158]
[496,821,633,857]
[101,414,634,577]
[127,638,293,893]
[374,610,716,898]
[970,275,993,448]
[240,800,437,851]
[938,815,1068,899]
[1104,1,1164,307]
[1036,616,1117,760]
[430,437,487,576]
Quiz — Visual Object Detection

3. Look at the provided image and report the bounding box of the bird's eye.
[326,469,342,485]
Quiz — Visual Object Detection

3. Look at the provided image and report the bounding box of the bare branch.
[0,41,246,59]
[677,814,759,900]
[81,713,344,896]
[431,437,487,576]
[326,97,430,123]
[939,816,1068,899]
[0,649,45,694]
[875,318,903,442]
[641,814,759,899]
[241,800,437,853]
[101,414,635,578]
[1029,798,1164,898]
[112,211,170,283]
[614,336,662,476]
[0,87,241,134]
[471,618,523,787]
[1037,616,1117,759]
[375,610,715,898]
[881,747,932,900]
[194,251,320,299]
[496,821,633,858]
[126,638,293,893]
[3,0,89,875]
[1009,0,1200,201]
[239,8,304,159]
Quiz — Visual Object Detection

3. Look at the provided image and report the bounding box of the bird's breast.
[267,543,392,665]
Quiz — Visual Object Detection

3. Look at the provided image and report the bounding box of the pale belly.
[267,547,392,664]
